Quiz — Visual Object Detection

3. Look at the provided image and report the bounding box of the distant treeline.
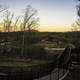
[0,31,80,44]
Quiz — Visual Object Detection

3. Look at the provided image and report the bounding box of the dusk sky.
[0,0,78,32]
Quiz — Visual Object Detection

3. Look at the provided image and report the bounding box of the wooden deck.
[34,68,69,80]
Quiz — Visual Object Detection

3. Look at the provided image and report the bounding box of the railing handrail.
[57,46,71,67]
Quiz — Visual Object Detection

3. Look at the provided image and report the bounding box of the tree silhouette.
[21,5,39,56]
[72,19,80,31]
[13,16,19,32]
[3,10,14,32]
[0,5,7,12]
[72,0,80,31]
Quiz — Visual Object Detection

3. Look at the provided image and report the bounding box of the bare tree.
[21,5,39,56]
[72,18,80,31]
[13,16,19,32]
[71,0,80,42]
[0,5,7,12]
[19,23,23,31]
[3,10,14,32]
[72,0,80,31]
[0,5,7,32]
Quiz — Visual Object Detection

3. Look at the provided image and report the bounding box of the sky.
[0,0,78,32]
